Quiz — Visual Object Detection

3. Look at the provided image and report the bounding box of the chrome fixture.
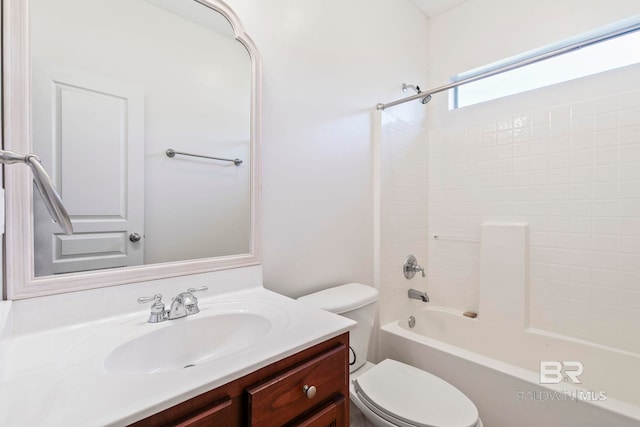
[136,294,166,323]
[402,83,421,94]
[408,288,429,303]
[138,286,208,323]
[129,232,142,242]
[398,83,431,105]
[376,19,640,110]
[408,315,416,328]
[166,148,242,166]
[403,255,425,279]
[0,150,73,234]
[421,94,432,104]
[432,234,480,243]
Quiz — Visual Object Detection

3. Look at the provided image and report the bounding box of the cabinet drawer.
[247,344,347,427]
[173,397,233,427]
[288,396,346,427]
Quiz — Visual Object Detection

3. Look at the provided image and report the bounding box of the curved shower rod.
[0,150,73,235]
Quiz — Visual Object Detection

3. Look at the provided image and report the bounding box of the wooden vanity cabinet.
[129,333,349,427]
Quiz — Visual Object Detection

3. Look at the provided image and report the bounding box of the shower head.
[402,83,421,94]
[421,94,432,104]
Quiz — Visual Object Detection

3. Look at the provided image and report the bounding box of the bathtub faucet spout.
[408,288,430,303]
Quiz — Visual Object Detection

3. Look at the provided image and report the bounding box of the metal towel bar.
[166,149,242,166]
[432,234,480,243]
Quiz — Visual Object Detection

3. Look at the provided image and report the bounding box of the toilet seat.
[353,359,479,427]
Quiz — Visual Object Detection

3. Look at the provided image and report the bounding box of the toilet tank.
[297,283,378,372]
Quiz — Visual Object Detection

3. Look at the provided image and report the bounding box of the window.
[452,17,640,109]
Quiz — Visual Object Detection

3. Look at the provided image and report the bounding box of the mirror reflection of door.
[30,0,252,277]
[32,63,145,275]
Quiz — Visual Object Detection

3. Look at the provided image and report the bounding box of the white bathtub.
[378,306,640,427]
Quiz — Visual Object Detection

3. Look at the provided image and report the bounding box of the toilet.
[298,283,482,427]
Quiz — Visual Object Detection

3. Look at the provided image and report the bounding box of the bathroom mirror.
[4,0,261,299]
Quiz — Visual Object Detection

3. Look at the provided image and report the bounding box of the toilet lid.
[354,359,479,427]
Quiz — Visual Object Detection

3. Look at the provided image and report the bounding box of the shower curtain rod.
[376,19,640,111]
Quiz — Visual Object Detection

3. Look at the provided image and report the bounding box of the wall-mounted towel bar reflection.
[0,150,73,234]
[166,149,243,166]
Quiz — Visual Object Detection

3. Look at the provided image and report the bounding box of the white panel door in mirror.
[32,62,144,275]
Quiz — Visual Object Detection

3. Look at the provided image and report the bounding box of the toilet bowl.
[298,283,482,427]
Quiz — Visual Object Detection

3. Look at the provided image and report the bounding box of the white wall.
[225,0,430,297]
[427,0,640,353]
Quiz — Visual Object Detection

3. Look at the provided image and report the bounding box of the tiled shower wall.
[428,85,640,354]
[376,111,428,326]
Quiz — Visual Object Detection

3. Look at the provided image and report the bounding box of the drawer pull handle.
[302,384,317,399]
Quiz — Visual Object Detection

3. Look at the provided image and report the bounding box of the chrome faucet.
[408,288,430,303]
[138,286,208,323]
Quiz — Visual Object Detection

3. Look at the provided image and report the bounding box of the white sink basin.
[54,300,290,376]
[105,311,273,375]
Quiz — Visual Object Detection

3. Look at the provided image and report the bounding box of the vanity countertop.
[0,287,355,426]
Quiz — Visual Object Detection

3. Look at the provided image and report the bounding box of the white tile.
[620,218,640,235]
[592,234,618,252]
[549,152,569,169]
[594,112,618,131]
[593,147,618,166]
[426,89,640,351]
[548,169,569,185]
[497,117,512,130]
[569,217,591,233]
[569,167,593,184]
[570,133,594,151]
[619,253,640,273]
[619,126,640,146]
[549,136,570,152]
[619,107,640,127]
[620,200,640,217]
[531,109,550,125]
[620,181,640,199]
[591,200,618,217]
[571,100,594,118]
[593,165,617,182]
[569,183,592,199]
[571,116,593,134]
[593,130,618,148]
[550,105,571,122]
[592,217,618,234]
[568,233,592,251]
[620,235,640,254]
[593,182,618,199]
[619,145,640,163]
[620,164,640,181]
[549,120,571,137]
[548,217,569,232]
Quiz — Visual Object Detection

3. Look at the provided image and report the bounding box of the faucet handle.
[138,293,163,304]
[187,286,208,294]
[137,294,167,323]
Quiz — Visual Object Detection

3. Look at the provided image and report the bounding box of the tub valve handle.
[403,255,425,279]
